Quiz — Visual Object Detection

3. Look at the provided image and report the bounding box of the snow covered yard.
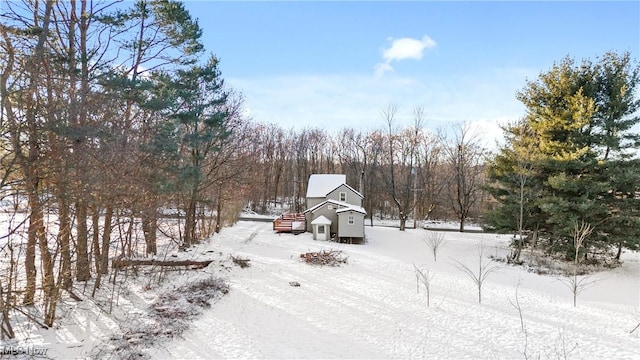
[3,219,638,359]
[144,221,639,360]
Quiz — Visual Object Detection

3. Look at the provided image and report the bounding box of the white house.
[303,174,366,244]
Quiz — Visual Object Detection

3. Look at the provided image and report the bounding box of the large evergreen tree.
[486,52,640,261]
[178,56,230,247]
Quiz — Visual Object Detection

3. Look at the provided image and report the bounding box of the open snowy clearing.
[140,221,640,360]
[4,218,638,359]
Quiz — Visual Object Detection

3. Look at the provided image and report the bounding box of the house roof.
[303,199,367,216]
[303,199,346,214]
[327,183,364,199]
[306,174,347,198]
[311,215,332,225]
[336,206,367,215]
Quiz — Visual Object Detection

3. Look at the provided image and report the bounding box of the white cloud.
[383,36,437,62]
[374,62,394,78]
[374,35,437,78]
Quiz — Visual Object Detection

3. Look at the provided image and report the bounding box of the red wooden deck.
[273,213,306,233]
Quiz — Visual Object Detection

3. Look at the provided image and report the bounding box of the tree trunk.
[183,193,197,248]
[399,212,406,231]
[0,278,15,339]
[23,190,39,306]
[513,175,526,263]
[615,241,623,262]
[37,204,55,327]
[14,0,55,307]
[215,192,223,233]
[58,196,72,290]
[100,206,113,275]
[92,206,101,273]
[76,200,91,281]
[141,206,157,255]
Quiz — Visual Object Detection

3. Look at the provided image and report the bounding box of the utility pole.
[292,174,303,213]
[292,174,297,213]
[411,167,419,229]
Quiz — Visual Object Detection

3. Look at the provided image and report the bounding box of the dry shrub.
[222,199,246,226]
[99,277,229,359]
[231,256,251,268]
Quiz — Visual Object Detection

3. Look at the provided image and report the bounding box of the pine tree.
[487,52,640,261]
[160,55,230,248]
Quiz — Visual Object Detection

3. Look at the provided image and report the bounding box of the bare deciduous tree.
[508,280,526,332]
[413,263,433,307]
[382,105,425,230]
[441,123,486,232]
[423,231,447,261]
[416,130,445,222]
[560,221,597,307]
[453,240,500,304]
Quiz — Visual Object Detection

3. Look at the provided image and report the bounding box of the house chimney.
[359,170,364,196]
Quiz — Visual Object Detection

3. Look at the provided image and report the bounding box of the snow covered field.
[3,219,639,359]
[145,221,639,360]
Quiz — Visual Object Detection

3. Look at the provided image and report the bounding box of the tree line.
[245,113,489,232]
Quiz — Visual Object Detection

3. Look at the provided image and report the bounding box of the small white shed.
[311,215,332,241]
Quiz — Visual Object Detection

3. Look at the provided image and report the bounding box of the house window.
[340,192,347,202]
[318,225,325,234]
[348,215,354,225]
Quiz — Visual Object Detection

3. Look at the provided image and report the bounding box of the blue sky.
[183,1,639,147]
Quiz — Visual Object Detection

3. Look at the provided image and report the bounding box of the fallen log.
[112,259,214,269]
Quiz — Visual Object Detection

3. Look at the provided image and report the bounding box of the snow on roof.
[310,215,332,225]
[306,174,347,198]
[336,205,367,215]
[303,199,367,215]
[303,199,346,214]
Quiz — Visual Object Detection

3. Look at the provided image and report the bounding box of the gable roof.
[336,206,367,215]
[306,174,347,198]
[311,215,332,225]
[327,183,364,199]
[303,199,346,214]
[303,199,367,215]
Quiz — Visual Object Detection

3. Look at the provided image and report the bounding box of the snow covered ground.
[3,219,639,359]
[144,221,639,360]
